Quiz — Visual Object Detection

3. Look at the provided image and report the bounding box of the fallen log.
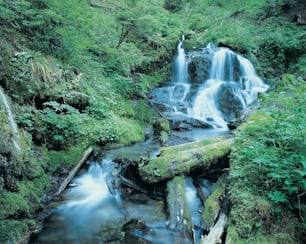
[201,212,228,244]
[55,147,93,195]
[138,137,234,183]
[167,176,193,239]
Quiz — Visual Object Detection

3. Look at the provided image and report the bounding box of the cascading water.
[150,40,268,133]
[151,36,191,115]
[0,87,21,152]
[171,35,190,103]
[190,47,269,128]
[31,159,125,243]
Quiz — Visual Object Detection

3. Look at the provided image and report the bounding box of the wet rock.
[227,107,253,130]
[189,54,213,84]
[0,154,19,192]
[164,112,212,130]
[217,83,244,121]
[124,219,151,244]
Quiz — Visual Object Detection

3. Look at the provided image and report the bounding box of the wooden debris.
[201,212,228,244]
[55,147,93,195]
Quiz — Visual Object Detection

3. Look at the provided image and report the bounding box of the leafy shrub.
[229,74,305,240]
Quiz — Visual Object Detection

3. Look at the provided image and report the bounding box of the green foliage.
[0,219,36,244]
[182,0,305,79]
[0,0,68,58]
[164,0,183,12]
[229,74,305,241]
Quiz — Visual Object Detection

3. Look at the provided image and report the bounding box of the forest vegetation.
[0,0,305,243]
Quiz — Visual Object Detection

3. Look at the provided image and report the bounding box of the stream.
[30,37,268,243]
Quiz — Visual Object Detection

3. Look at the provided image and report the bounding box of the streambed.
[30,132,223,244]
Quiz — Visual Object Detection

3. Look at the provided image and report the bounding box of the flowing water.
[190,48,268,128]
[0,87,21,152]
[31,39,268,243]
[150,41,269,131]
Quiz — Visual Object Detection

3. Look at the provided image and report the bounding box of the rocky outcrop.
[216,83,245,121]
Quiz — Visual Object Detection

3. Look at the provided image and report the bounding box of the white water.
[185,177,203,244]
[170,36,191,108]
[190,79,227,128]
[175,37,189,84]
[64,160,114,208]
[0,87,21,152]
[41,159,124,242]
[190,47,269,128]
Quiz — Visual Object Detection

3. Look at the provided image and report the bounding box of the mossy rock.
[153,118,170,136]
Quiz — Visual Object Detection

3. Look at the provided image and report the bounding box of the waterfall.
[0,87,21,152]
[210,49,236,81]
[190,47,269,128]
[190,80,227,128]
[170,36,191,106]
[175,36,189,84]
[150,40,268,132]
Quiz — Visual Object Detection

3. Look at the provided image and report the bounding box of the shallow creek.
[30,129,228,243]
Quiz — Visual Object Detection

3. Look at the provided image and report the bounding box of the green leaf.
[268,191,287,203]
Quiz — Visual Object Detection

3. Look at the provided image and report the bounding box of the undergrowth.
[228,74,306,243]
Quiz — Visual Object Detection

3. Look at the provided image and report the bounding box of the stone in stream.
[164,112,213,131]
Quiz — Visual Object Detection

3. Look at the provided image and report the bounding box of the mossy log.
[138,137,234,183]
[167,176,192,239]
